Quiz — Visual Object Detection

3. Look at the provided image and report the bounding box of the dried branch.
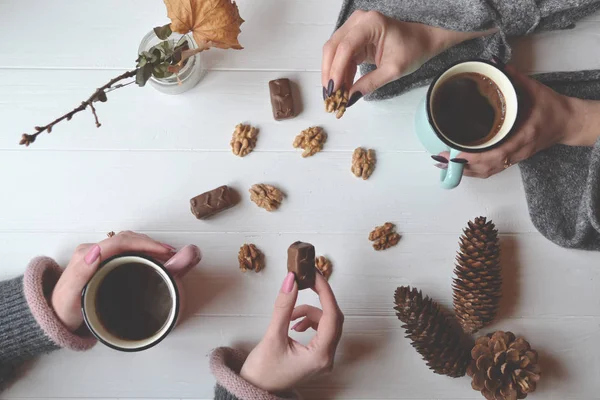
[19,69,138,146]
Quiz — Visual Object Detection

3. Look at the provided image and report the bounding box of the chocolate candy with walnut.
[269,78,295,120]
[190,185,236,219]
[287,241,316,290]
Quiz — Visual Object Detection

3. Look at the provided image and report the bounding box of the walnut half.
[230,123,259,157]
[238,243,265,272]
[369,222,401,251]
[316,256,333,280]
[293,126,326,158]
[351,147,376,180]
[324,89,349,119]
[249,184,284,211]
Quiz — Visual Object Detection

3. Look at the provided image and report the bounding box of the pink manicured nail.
[291,321,302,331]
[84,244,101,265]
[281,272,296,293]
[160,243,176,251]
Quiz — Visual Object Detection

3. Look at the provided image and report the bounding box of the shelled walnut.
[369,222,401,251]
[316,256,333,280]
[351,147,376,180]
[324,88,348,119]
[107,231,115,238]
[249,184,284,211]
[293,126,326,157]
[230,123,259,157]
[238,244,265,272]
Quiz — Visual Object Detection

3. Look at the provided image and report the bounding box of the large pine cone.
[468,331,541,400]
[394,286,471,377]
[453,217,502,334]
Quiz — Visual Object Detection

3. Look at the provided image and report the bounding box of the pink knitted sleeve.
[210,347,299,400]
[23,257,96,351]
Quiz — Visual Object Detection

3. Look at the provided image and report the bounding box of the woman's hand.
[322,10,496,106]
[240,272,344,393]
[438,65,588,178]
[51,231,201,332]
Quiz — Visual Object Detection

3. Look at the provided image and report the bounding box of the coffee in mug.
[82,254,180,351]
[431,72,506,147]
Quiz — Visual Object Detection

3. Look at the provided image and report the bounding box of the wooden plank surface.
[1,0,599,399]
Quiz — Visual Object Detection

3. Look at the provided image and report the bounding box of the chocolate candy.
[269,78,295,121]
[287,241,316,290]
[190,185,236,219]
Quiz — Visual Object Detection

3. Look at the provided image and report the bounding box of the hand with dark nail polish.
[322,87,327,100]
[450,158,469,164]
[347,91,363,108]
[431,155,448,163]
[434,163,448,170]
[491,55,506,69]
[327,79,334,97]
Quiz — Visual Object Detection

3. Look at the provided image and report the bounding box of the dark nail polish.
[451,158,469,164]
[322,86,327,100]
[434,163,448,170]
[327,79,334,97]
[347,91,363,108]
[431,155,448,163]
[491,55,506,69]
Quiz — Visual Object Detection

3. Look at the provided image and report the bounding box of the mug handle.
[439,148,464,189]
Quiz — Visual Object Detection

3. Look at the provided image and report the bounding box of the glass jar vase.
[137,30,206,95]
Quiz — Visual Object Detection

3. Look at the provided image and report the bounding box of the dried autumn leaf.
[164,0,244,50]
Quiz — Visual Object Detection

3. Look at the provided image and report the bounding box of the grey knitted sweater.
[337,0,600,250]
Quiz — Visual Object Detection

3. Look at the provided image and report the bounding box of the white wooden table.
[1,1,599,399]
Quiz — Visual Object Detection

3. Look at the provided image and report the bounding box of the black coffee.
[95,263,172,341]
[432,72,506,146]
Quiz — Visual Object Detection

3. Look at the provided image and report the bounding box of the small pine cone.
[453,217,502,334]
[238,243,265,272]
[315,256,332,279]
[293,127,326,157]
[467,331,541,400]
[249,184,284,211]
[324,89,349,119]
[230,123,259,157]
[351,147,376,180]
[394,286,472,377]
[369,222,400,250]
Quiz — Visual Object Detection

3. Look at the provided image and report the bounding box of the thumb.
[267,272,298,339]
[164,245,201,278]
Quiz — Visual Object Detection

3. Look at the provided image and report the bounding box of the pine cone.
[453,217,502,334]
[394,286,472,377]
[467,331,541,400]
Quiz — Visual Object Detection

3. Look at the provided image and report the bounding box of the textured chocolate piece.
[269,78,295,121]
[190,185,235,219]
[287,241,316,290]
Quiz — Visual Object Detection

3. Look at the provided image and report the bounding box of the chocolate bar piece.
[190,185,235,220]
[269,78,295,121]
[287,241,316,290]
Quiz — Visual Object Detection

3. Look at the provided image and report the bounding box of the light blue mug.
[415,60,518,189]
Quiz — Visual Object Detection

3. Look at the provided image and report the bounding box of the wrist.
[561,97,600,147]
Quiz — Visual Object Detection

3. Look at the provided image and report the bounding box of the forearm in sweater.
[0,257,96,391]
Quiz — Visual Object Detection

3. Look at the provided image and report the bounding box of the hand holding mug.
[51,231,200,332]
[438,65,589,178]
[240,273,344,393]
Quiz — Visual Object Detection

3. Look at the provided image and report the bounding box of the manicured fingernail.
[347,91,363,108]
[322,86,327,100]
[84,244,101,265]
[491,55,505,69]
[434,163,448,170]
[431,155,448,163]
[291,321,302,331]
[161,243,176,251]
[327,79,334,97]
[451,158,469,164]
[281,272,295,293]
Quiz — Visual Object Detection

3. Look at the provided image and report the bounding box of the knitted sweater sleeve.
[334,0,600,100]
[0,257,96,391]
[210,347,299,400]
